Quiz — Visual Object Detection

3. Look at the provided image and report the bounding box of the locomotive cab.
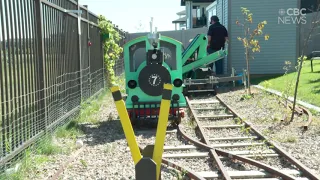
[123,33,186,126]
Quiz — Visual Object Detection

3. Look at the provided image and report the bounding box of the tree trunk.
[246,48,251,95]
[290,59,303,122]
[289,2,320,122]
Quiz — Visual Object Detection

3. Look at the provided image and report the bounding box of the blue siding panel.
[229,0,299,74]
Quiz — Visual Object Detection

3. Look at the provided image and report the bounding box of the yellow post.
[111,86,142,165]
[152,83,173,180]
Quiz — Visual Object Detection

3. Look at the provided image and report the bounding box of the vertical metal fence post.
[84,5,91,97]
[77,2,83,103]
[34,0,47,133]
[102,28,106,89]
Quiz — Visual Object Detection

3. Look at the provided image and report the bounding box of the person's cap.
[211,16,219,22]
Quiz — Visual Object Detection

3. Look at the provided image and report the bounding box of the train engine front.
[123,31,186,127]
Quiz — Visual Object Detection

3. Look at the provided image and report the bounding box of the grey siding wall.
[127,27,208,48]
[300,12,320,56]
[230,0,299,74]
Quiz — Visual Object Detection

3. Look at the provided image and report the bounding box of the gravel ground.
[24,93,186,180]
[165,157,218,172]
[178,108,202,143]
[197,118,236,126]
[58,94,186,180]
[217,87,320,176]
[24,87,320,179]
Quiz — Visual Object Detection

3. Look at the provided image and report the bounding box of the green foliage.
[280,61,295,106]
[80,159,88,168]
[98,15,123,87]
[259,61,320,107]
[236,7,269,95]
[240,93,253,101]
[36,137,60,155]
[1,137,59,180]
[55,120,83,140]
[290,2,320,122]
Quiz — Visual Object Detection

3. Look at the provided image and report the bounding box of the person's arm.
[224,28,229,43]
[207,26,213,47]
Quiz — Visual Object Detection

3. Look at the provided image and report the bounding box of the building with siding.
[172,10,187,30]
[206,0,319,75]
[179,0,213,29]
[128,0,319,75]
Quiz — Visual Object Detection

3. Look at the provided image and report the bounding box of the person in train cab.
[206,15,229,75]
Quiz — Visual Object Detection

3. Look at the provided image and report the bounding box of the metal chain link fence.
[0,0,112,173]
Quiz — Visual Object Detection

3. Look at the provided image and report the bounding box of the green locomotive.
[123,29,227,127]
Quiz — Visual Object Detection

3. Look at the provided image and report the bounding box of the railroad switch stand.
[111,84,173,180]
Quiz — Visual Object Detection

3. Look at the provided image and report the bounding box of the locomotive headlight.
[128,80,137,89]
[172,94,180,101]
[173,78,183,87]
[152,54,157,59]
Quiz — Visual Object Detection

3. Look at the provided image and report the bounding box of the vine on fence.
[98,15,123,87]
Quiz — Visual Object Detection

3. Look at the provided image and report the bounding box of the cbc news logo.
[278,8,307,24]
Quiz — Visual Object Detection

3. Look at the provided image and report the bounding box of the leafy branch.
[236,7,270,95]
[290,1,320,122]
[98,15,123,87]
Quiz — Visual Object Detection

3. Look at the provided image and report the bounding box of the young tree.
[236,7,269,95]
[290,1,320,122]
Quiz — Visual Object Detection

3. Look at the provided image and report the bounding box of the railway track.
[135,95,319,180]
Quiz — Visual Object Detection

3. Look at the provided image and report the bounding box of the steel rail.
[177,125,297,180]
[185,96,232,180]
[215,95,319,180]
[299,106,313,130]
[137,145,205,180]
[50,145,86,180]
[284,101,313,130]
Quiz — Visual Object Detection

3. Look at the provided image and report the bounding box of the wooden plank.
[241,154,279,158]
[190,100,220,104]
[219,154,279,160]
[230,178,280,180]
[163,152,209,158]
[193,107,225,110]
[166,129,178,134]
[197,114,234,118]
[227,150,276,155]
[161,143,267,151]
[134,129,177,135]
[237,179,309,180]
[163,153,278,159]
[163,145,197,151]
[127,145,197,152]
[202,124,243,129]
[212,142,265,148]
[210,136,258,141]
[232,154,279,158]
[197,170,302,178]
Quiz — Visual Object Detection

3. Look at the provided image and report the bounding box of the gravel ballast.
[218,87,320,176]
[23,87,320,179]
[24,93,186,180]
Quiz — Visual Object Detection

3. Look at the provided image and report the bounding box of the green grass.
[257,60,320,107]
[55,88,110,139]
[0,136,60,180]
[0,88,112,180]
[55,120,84,140]
[113,73,126,93]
